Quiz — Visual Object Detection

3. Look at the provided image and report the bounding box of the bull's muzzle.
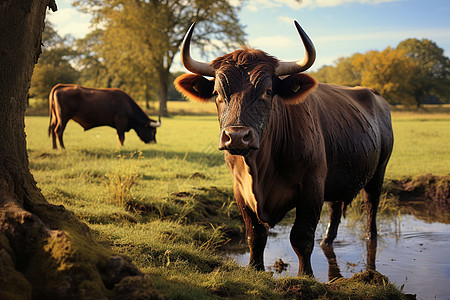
[219,126,259,156]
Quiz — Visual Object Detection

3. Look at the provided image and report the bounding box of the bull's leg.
[291,179,324,276]
[363,188,380,240]
[50,124,58,149]
[115,119,127,147]
[116,131,125,147]
[366,239,377,270]
[51,131,58,149]
[246,212,268,271]
[235,193,267,271]
[320,202,343,246]
[55,120,68,149]
[363,160,389,240]
[320,243,342,281]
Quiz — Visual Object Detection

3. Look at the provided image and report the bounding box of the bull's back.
[53,84,131,129]
[309,84,393,202]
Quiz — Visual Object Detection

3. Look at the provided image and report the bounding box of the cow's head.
[136,117,161,144]
[175,21,317,156]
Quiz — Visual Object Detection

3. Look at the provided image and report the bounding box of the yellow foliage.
[352,47,416,104]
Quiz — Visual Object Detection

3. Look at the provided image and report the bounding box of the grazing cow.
[174,21,394,276]
[48,84,161,149]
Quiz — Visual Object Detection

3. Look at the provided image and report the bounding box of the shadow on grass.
[76,148,224,168]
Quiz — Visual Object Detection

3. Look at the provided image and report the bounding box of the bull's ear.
[174,74,215,103]
[274,73,318,105]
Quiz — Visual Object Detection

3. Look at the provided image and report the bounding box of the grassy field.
[24,105,449,299]
[387,110,450,178]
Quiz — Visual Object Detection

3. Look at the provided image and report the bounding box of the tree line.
[309,39,450,107]
[31,0,246,116]
[30,1,449,113]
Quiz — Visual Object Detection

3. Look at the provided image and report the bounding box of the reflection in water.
[320,239,377,282]
[399,200,450,224]
[366,239,377,271]
[228,201,450,300]
[320,243,343,280]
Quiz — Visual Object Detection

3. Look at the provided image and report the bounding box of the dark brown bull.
[48,84,161,149]
[174,21,393,276]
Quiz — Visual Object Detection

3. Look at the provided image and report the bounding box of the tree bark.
[0,1,160,299]
[145,82,151,109]
[414,90,423,108]
[158,65,169,117]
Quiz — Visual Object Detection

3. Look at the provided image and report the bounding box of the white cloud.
[315,28,450,43]
[251,27,450,49]
[249,35,298,49]
[247,27,450,70]
[312,0,399,8]
[277,16,295,26]
[245,0,400,11]
[244,0,283,11]
[46,7,92,38]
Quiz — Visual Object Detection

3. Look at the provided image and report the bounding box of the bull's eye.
[266,89,274,97]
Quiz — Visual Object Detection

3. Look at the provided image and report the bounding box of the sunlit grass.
[23,108,447,298]
[386,117,450,178]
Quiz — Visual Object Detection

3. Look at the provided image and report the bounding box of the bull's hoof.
[249,262,265,271]
[297,269,314,278]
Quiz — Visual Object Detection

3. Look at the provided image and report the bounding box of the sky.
[47,0,450,72]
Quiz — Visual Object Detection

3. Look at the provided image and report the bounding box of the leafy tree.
[397,38,450,107]
[30,22,79,101]
[74,0,246,116]
[75,29,111,88]
[309,65,333,83]
[310,44,448,106]
[168,71,186,101]
[310,53,363,86]
[332,55,363,86]
[352,47,416,105]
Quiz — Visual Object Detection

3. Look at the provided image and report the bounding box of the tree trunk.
[415,96,422,108]
[145,82,151,109]
[158,66,169,117]
[0,2,160,299]
[414,90,423,108]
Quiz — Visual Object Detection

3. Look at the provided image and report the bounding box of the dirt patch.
[328,270,416,299]
[385,174,449,203]
[283,283,317,300]
[190,172,206,179]
[125,201,159,216]
[273,258,289,273]
[340,269,389,286]
[171,191,193,198]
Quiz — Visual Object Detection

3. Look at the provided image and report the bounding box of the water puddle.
[228,201,450,299]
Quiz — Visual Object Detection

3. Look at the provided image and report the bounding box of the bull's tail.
[48,84,59,136]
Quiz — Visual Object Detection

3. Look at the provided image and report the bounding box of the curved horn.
[180,23,215,77]
[149,116,161,128]
[275,20,316,76]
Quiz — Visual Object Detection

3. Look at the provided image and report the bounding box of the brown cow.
[48,84,161,149]
[175,21,394,276]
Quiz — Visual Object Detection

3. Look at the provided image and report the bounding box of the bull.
[48,84,161,149]
[174,21,393,276]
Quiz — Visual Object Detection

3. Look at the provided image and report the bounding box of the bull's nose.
[218,126,259,152]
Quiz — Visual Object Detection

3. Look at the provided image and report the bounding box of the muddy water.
[228,201,450,300]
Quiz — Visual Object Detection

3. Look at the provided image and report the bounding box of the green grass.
[386,112,450,178]
[24,108,449,299]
